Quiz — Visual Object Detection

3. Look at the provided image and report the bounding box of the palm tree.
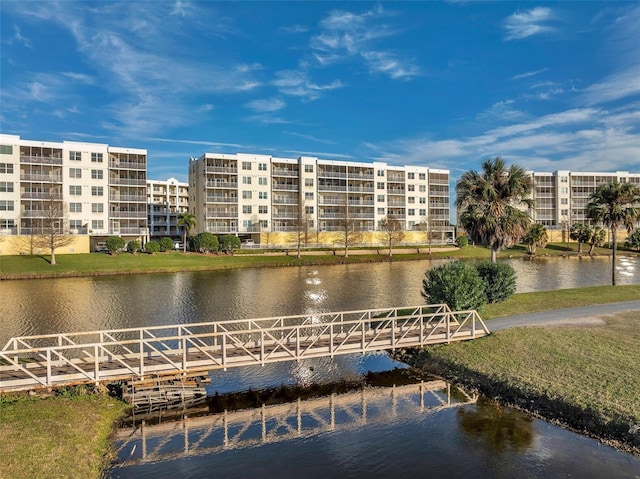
[177,212,196,253]
[586,182,640,285]
[588,226,606,255]
[522,223,548,255]
[569,223,592,253]
[456,157,534,263]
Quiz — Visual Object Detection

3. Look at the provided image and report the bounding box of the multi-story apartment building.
[188,153,453,242]
[529,170,640,228]
[147,177,190,238]
[0,134,147,254]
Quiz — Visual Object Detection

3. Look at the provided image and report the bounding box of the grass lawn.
[0,392,128,479]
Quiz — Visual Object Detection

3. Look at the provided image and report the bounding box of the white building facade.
[147,177,190,238]
[0,134,148,252]
[188,153,453,241]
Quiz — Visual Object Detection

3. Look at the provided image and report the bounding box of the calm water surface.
[1,256,639,477]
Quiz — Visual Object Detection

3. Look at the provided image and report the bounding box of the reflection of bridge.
[0,304,489,392]
[114,381,477,466]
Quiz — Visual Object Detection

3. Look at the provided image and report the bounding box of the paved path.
[488,301,640,331]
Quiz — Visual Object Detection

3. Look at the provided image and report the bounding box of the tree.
[455,235,468,248]
[145,240,160,254]
[127,240,141,254]
[159,237,174,252]
[379,215,404,258]
[586,182,640,285]
[570,223,592,253]
[220,234,241,253]
[625,229,640,252]
[475,262,517,303]
[289,204,313,259]
[456,157,534,263]
[522,223,548,255]
[31,187,75,266]
[335,196,363,258]
[588,226,606,255]
[190,232,218,253]
[177,212,196,253]
[417,215,437,254]
[422,261,486,310]
[106,236,125,254]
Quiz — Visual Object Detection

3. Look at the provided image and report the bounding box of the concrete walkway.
[488,301,640,331]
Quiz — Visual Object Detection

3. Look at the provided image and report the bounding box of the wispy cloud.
[512,68,548,80]
[580,64,640,106]
[283,131,335,145]
[504,7,556,41]
[272,70,343,101]
[310,6,420,80]
[245,97,286,113]
[286,149,355,160]
[7,25,31,48]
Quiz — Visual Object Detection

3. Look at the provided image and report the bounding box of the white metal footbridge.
[114,380,478,467]
[0,304,489,392]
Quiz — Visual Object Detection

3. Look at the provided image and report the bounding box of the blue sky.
[1,1,639,182]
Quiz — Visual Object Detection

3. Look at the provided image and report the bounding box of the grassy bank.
[401,310,640,454]
[0,391,128,479]
[0,242,625,280]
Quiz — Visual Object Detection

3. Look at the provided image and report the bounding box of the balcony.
[348,172,374,180]
[110,211,147,218]
[318,184,347,192]
[20,174,63,183]
[110,195,146,202]
[272,197,298,205]
[272,211,298,219]
[206,210,238,218]
[110,227,148,235]
[318,170,347,179]
[272,184,299,191]
[386,189,405,196]
[349,200,374,206]
[206,196,238,203]
[272,168,299,177]
[206,166,237,174]
[21,192,63,200]
[109,161,146,170]
[348,186,375,193]
[20,210,50,218]
[20,155,63,165]
[206,181,238,189]
[110,178,146,186]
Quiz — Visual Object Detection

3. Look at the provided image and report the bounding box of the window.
[259,205,268,214]
[258,163,267,171]
[242,161,252,170]
[408,209,415,216]
[377,170,385,177]
[561,187,568,194]
[377,195,385,202]
[561,209,568,216]
[0,200,14,211]
[242,205,252,214]
[408,185,415,191]
[91,186,104,196]
[69,168,82,178]
[242,220,252,228]
[419,173,426,180]
[304,178,314,187]
[91,220,104,230]
[561,198,568,205]
[304,192,314,200]
[377,208,385,215]
[419,209,426,216]
[91,152,103,163]
[561,177,568,183]
[69,185,82,195]
[242,191,252,199]
[242,176,252,185]
[408,197,415,204]
[419,185,426,192]
[305,165,314,173]
[91,169,103,179]
[0,181,14,192]
[258,177,268,185]
[0,163,14,174]
[0,145,13,155]
[259,192,268,200]
[419,197,426,204]
[305,206,314,214]
[69,151,81,161]
[91,203,104,213]
[69,220,83,230]
[377,182,385,190]
[69,202,82,213]
[259,220,268,228]
[408,173,415,180]
[0,219,15,228]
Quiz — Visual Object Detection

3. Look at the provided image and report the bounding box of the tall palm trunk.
[611,226,617,286]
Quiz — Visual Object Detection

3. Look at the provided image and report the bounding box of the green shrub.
[220,235,241,253]
[127,240,141,254]
[105,236,125,254]
[455,236,468,248]
[189,232,219,253]
[422,261,486,310]
[145,240,160,254]
[475,261,517,303]
[159,237,174,252]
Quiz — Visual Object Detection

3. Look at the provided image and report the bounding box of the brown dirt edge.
[393,348,640,457]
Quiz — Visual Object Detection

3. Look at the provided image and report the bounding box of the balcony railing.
[109,161,146,170]
[206,182,238,189]
[110,211,147,218]
[348,186,375,193]
[110,195,146,202]
[110,228,148,235]
[110,178,146,186]
[272,169,299,177]
[317,171,347,179]
[272,197,298,205]
[206,196,238,203]
[348,172,374,180]
[20,156,63,165]
[206,166,238,174]
[206,211,238,218]
[20,174,63,183]
[272,184,299,191]
[318,185,347,192]
[20,192,63,200]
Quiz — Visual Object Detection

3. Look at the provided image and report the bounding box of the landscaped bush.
[422,261,486,310]
[145,241,160,254]
[159,237,174,252]
[105,236,124,254]
[127,240,141,254]
[475,261,517,303]
[219,235,241,253]
[455,236,468,248]
[189,232,219,253]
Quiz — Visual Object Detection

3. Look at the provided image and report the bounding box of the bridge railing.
[0,304,489,391]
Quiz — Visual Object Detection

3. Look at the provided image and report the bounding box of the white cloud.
[272,70,343,101]
[245,98,286,113]
[512,68,548,80]
[504,7,555,41]
[283,131,335,145]
[580,65,640,105]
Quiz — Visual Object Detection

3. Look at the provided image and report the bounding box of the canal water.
[1,256,639,477]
